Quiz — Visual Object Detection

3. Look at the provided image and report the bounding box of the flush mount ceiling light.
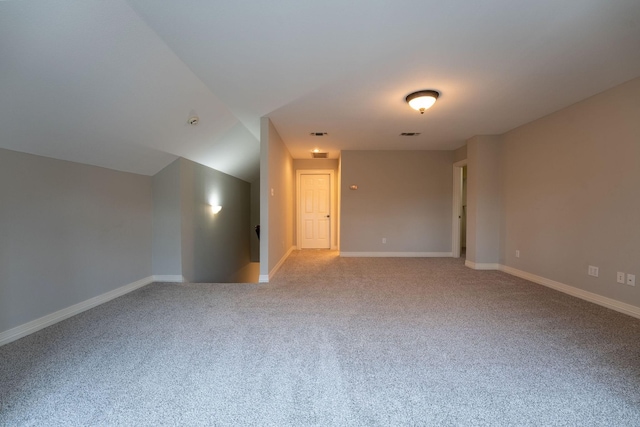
[405,90,439,114]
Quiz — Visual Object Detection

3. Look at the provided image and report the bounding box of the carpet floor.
[1,250,640,426]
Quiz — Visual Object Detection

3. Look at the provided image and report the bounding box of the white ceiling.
[2,1,640,181]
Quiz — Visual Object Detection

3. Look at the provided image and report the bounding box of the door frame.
[452,159,467,258]
[296,169,336,250]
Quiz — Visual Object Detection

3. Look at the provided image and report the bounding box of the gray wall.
[0,148,152,332]
[180,159,251,283]
[500,76,640,306]
[152,158,252,283]
[466,136,502,265]
[152,160,182,277]
[260,118,294,279]
[340,150,453,253]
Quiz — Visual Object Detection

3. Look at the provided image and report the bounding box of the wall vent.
[310,132,328,136]
[400,132,421,136]
[312,152,328,159]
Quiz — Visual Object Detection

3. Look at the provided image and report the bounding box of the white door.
[300,174,330,249]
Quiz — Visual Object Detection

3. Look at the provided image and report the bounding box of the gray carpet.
[2,250,640,426]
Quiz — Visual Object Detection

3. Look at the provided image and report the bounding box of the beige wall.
[453,145,467,162]
[500,76,640,307]
[292,159,340,248]
[260,118,294,279]
[340,150,454,254]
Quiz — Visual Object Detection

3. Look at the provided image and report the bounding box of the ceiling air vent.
[312,152,328,159]
[400,132,421,136]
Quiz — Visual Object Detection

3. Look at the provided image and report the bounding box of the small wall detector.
[188,116,199,126]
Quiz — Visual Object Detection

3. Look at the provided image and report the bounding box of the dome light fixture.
[406,90,440,114]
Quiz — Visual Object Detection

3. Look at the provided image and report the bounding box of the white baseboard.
[0,276,154,347]
[340,252,453,258]
[465,260,501,270]
[259,246,295,283]
[152,275,184,283]
[500,265,640,320]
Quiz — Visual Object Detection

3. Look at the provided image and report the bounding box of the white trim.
[340,252,453,258]
[465,260,500,270]
[259,245,295,283]
[500,265,640,320]
[296,170,336,250]
[452,159,467,258]
[0,276,154,347]
[152,275,184,283]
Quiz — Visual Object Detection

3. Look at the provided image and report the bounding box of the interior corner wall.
[152,158,252,283]
[340,150,453,254]
[0,148,152,334]
[260,118,294,280]
[179,159,196,282]
[500,76,640,308]
[292,159,340,247]
[466,136,502,266]
[152,159,182,277]
[179,158,251,283]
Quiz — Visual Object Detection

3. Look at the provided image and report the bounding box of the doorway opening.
[452,160,467,258]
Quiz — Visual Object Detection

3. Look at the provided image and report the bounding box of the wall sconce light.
[349,185,358,190]
[406,90,440,114]
[211,205,222,214]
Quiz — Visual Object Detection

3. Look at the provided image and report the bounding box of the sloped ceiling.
[2,1,640,181]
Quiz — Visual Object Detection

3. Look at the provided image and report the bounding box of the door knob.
[326,215,330,218]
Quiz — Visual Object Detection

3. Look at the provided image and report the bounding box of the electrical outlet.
[588,266,599,277]
[627,274,636,286]
[382,238,387,244]
[515,250,520,258]
[617,272,626,284]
